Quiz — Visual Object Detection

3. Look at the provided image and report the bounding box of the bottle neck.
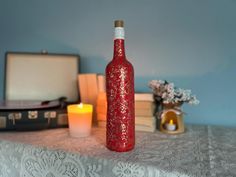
[113,27,126,59]
[113,39,126,58]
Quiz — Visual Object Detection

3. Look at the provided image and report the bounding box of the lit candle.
[67,103,93,138]
[165,119,176,131]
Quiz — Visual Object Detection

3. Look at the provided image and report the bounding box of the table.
[0,125,235,177]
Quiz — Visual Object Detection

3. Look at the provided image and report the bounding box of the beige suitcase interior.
[5,52,80,102]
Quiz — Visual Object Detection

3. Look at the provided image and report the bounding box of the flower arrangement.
[148,80,200,105]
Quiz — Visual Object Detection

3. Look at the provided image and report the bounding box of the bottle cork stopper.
[114,20,124,27]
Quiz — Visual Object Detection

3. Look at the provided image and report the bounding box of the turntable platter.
[0,100,60,110]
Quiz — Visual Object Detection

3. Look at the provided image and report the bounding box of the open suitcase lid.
[4,52,80,103]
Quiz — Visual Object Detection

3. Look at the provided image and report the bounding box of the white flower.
[166,83,174,93]
[148,79,199,105]
[161,92,168,99]
[158,80,165,84]
[189,96,200,105]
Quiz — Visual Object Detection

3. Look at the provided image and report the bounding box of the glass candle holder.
[67,103,93,138]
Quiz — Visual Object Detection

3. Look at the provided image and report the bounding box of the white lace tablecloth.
[0,125,235,177]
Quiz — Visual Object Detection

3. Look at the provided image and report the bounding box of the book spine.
[97,75,106,93]
[135,101,156,109]
[135,125,156,132]
[135,93,154,102]
[78,73,99,124]
[135,116,156,127]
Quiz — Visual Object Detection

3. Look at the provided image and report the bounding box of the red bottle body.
[106,22,135,152]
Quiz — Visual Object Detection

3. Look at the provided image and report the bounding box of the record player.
[0,52,80,131]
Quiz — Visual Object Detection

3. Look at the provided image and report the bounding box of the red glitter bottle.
[106,20,135,152]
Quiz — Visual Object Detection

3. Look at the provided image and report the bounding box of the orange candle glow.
[67,103,93,137]
[169,119,174,125]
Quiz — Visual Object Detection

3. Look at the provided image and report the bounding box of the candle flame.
[169,119,174,125]
[78,103,83,108]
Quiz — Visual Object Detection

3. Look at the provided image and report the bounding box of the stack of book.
[135,93,156,132]
[96,92,107,127]
[78,74,106,125]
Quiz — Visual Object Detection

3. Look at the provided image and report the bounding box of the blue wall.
[0,0,236,126]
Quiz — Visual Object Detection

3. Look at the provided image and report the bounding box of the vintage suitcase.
[0,52,80,130]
